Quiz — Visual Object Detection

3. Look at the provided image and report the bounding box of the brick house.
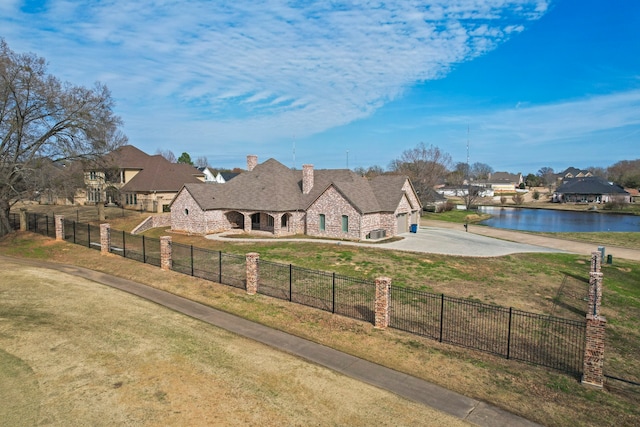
[82,145,205,212]
[170,156,422,240]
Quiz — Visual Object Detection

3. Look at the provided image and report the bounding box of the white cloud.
[2,0,549,146]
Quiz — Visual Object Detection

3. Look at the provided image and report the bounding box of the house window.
[89,171,97,180]
[319,214,325,231]
[341,215,348,232]
[267,215,274,227]
[184,208,189,215]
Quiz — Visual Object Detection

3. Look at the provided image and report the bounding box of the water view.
[478,206,640,232]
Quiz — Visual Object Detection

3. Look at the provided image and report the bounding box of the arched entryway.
[225,211,244,229]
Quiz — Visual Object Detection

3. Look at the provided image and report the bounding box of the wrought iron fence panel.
[109,229,126,257]
[63,219,75,242]
[172,242,194,276]
[192,246,223,282]
[220,252,246,289]
[9,213,19,230]
[390,286,442,339]
[291,265,333,312]
[509,310,585,374]
[28,213,55,238]
[143,236,161,266]
[122,232,145,262]
[257,260,292,301]
[333,274,375,322]
[440,296,511,356]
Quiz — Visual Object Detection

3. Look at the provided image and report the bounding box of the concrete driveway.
[380,227,564,257]
[207,226,564,257]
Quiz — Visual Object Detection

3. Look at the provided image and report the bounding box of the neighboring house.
[198,166,217,183]
[436,185,493,198]
[481,172,523,193]
[557,167,593,182]
[214,171,240,183]
[553,176,630,203]
[82,145,205,213]
[626,188,640,203]
[170,155,422,240]
[197,167,240,184]
[421,188,448,212]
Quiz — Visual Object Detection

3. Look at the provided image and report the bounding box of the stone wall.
[306,186,361,240]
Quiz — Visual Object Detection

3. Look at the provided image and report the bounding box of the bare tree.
[156,149,176,163]
[607,159,640,188]
[354,164,385,178]
[0,39,126,236]
[195,155,209,169]
[470,162,493,180]
[389,143,452,205]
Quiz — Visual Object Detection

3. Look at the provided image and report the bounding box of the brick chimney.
[247,155,258,171]
[303,164,314,194]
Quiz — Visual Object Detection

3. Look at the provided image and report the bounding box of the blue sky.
[2,0,639,174]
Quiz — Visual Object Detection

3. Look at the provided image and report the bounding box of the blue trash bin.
[410,224,418,233]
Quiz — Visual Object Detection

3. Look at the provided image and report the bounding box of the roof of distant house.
[100,145,204,192]
[555,176,628,195]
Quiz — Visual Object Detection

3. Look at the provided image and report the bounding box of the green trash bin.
[607,254,613,264]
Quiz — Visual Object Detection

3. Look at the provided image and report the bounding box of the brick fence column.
[160,236,172,271]
[590,251,601,273]
[19,208,28,231]
[246,252,259,295]
[55,215,64,241]
[100,223,111,255]
[587,272,603,317]
[374,276,392,329]
[582,314,606,388]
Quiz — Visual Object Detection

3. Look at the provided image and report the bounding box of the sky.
[1,0,639,174]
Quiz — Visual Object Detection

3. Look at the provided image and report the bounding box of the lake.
[477,206,640,232]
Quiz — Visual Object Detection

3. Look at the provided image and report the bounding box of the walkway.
[2,255,541,427]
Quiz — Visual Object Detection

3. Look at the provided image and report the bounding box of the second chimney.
[247,155,258,171]
[302,164,314,194]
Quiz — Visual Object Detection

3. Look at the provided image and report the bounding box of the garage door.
[397,213,407,233]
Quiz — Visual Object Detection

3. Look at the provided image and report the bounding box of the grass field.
[0,258,466,426]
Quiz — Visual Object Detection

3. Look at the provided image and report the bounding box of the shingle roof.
[555,176,629,195]
[178,158,416,213]
[102,145,204,193]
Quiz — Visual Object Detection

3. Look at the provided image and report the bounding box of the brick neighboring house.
[553,176,630,203]
[482,172,524,193]
[170,156,422,240]
[82,145,205,213]
[557,167,593,182]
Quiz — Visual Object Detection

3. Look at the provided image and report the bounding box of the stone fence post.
[583,315,606,388]
[100,223,111,255]
[375,277,392,329]
[582,251,606,389]
[160,236,172,271]
[55,215,64,241]
[19,208,28,231]
[246,252,259,295]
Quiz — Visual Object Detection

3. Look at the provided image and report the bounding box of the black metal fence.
[21,214,587,375]
[23,213,56,238]
[171,242,246,289]
[390,287,586,374]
